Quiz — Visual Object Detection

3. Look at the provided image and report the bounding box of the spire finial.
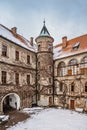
[43,18,45,26]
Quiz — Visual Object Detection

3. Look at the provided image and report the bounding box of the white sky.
[0,0,87,45]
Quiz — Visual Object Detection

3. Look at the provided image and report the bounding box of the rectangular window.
[2,45,7,57]
[38,62,40,67]
[71,85,74,92]
[49,88,52,94]
[27,75,30,85]
[59,82,63,92]
[49,66,52,72]
[15,51,19,61]
[85,86,87,92]
[49,78,52,83]
[15,73,19,84]
[2,71,7,84]
[27,55,30,64]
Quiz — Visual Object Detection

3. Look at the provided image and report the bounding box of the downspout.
[53,60,55,105]
[35,53,38,105]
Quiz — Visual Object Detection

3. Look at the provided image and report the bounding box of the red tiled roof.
[54,34,87,60]
[0,24,36,52]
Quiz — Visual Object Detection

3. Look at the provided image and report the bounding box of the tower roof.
[39,20,50,37]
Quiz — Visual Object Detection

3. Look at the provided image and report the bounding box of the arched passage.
[1,93,20,113]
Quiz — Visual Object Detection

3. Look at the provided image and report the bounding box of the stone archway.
[1,93,20,113]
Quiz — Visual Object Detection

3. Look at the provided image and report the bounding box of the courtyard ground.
[7,107,87,130]
[0,110,29,130]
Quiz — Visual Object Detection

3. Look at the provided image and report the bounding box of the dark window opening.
[59,82,63,91]
[71,84,74,92]
[27,55,30,64]
[15,51,19,61]
[2,71,7,84]
[15,73,19,84]
[85,85,87,92]
[27,75,30,85]
[38,45,41,51]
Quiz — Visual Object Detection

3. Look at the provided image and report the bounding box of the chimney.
[62,36,67,48]
[11,27,17,34]
[30,37,33,46]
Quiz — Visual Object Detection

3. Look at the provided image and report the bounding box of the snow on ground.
[7,107,87,130]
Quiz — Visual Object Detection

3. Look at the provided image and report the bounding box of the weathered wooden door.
[70,100,75,109]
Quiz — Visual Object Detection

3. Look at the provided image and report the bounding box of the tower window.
[49,78,52,83]
[38,62,40,67]
[49,65,52,72]
[49,88,52,94]
[38,45,41,51]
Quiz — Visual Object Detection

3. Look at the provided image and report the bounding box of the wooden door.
[70,100,75,109]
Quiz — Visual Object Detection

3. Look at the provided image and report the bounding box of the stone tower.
[35,21,54,106]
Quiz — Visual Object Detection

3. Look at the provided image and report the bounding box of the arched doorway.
[1,93,20,113]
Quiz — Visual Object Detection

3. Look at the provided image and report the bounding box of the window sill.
[1,55,9,58]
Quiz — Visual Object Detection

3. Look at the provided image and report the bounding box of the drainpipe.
[53,60,55,105]
[35,53,38,106]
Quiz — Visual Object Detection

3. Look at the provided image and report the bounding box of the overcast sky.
[0,0,87,45]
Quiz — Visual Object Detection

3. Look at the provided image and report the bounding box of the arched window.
[68,59,78,75]
[80,56,87,75]
[85,82,87,92]
[81,56,87,63]
[57,62,66,76]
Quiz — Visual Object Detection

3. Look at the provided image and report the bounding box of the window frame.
[2,71,7,84]
[15,50,19,61]
[15,73,19,85]
[2,45,7,57]
[27,55,30,64]
[27,74,30,85]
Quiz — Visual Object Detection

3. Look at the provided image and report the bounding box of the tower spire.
[43,18,45,26]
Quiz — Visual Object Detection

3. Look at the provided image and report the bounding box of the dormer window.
[72,42,80,50]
